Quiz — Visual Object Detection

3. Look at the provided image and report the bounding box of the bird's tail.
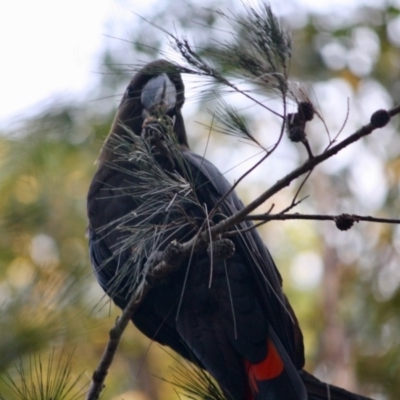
[245,338,307,400]
[300,370,374,400]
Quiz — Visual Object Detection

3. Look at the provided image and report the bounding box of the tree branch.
[201,107,398,238]
[86,288,150,400]
[245,212,400,228]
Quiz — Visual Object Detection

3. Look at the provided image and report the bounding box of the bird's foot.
[141,116,175,171]
[144,241,187,287]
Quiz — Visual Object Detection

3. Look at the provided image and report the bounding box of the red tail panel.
[245,339,284,396]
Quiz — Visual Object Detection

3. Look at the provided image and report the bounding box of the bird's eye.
[126,87,135,98]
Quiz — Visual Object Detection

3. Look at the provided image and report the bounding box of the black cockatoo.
[87,60,372,400]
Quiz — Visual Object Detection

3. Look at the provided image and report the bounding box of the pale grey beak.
[141,73,177,115]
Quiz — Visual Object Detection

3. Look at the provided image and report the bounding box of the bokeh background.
[1,0,400,399]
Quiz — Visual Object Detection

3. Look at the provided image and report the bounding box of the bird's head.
[99,60,188,163]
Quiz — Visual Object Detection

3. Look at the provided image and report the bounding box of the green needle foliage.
[159,352,225,400]
[0,351,85,400]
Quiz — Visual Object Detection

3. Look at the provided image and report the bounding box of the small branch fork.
[86,105,400,400]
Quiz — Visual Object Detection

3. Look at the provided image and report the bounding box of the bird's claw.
[141,118,175,171]
[144,241,186,287]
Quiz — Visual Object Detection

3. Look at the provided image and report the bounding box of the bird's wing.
[178,149,307,399]
[182,150,301,357]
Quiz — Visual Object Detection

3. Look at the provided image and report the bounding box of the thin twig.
[326,97,351,149]
[292,170,313,206]
[204,95,288,226]
[302,139,314,159]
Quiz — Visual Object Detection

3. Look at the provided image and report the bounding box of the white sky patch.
[297,0,386,12]
[0,0,113,126]
[289,251,323,290]
[349,147,387,211]
[376,258,400,301]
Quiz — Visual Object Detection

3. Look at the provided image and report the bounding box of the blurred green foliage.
[1,1,400,399]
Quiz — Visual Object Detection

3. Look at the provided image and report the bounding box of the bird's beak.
[141,73,177,117]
